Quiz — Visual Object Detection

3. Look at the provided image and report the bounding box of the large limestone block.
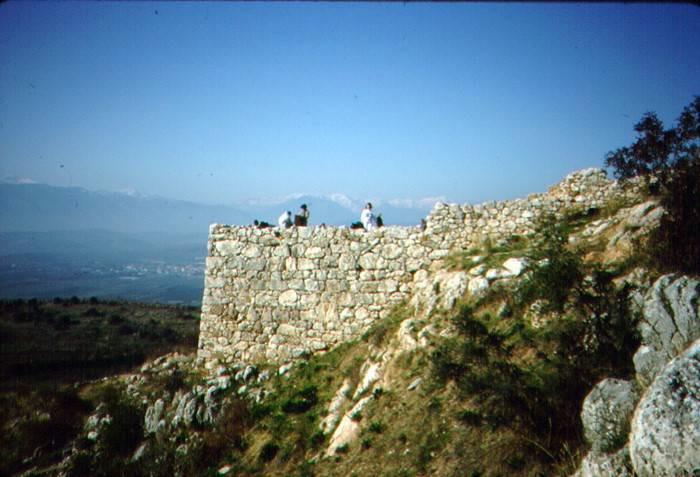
[629,339,700,477]
[439,271,469,311]
[635,274,700,384]
[468,276,489,295]
[572,446,635,477]
[279,290,299,306]
[581,378,639,452]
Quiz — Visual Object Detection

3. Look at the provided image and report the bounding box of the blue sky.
[1,2,698,207]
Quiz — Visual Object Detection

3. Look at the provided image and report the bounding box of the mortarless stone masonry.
[198,168,642,365]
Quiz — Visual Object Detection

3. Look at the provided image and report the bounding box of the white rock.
[326,396,372,455]
[485,268,510,281]
[635,274,700,384]
[629,339,700,477]
[468,264,486,276]
[502,257,528,276]
[320,379,353,434]
[353,362,381,399]
[468,276,489,295]
[581,379,639,452]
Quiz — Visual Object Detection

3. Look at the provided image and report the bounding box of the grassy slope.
[0,300,200,476]
[2,196,656,477]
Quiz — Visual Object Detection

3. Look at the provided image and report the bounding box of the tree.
[606,96,700,273]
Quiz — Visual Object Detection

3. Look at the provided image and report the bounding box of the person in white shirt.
[360,202,376,231]
[278,211,293,228]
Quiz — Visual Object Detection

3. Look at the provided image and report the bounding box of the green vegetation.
[0,298,199,389]
[8,102,698,476]
[431,218,640,472]
[0,386,93,476]
[606,95,700,274]
[0,298,200,476]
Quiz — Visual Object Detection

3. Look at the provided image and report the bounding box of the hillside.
[5,173,699,477]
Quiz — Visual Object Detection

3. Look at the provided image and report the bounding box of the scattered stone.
[407,378,423,391]
[468,276,489,295]
[144,399,165,435]
[502,257,528,276]
[278,364,293,376]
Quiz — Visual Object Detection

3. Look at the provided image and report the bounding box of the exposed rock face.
[634,274,700,386]
[629,339,700,477]
[581,379,640,452]
[572,275,700,477]
[573,446,635,477]
[319,379,352,435]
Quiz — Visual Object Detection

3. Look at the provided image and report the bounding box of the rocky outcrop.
[629,339,700,477]
[572,275,700,477]
[573,445,635,477]
[634,274,700,386]
[410,256,528,318]
[581,379,639,453]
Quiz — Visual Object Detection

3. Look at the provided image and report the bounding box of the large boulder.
[581,378,640,452]
[634,274,700,386]
[629,338,700,476]
[573,446,635,477]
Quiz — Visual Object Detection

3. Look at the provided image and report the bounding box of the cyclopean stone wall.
[197,168,642,365]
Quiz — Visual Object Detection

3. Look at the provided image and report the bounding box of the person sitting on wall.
[294,203,309,226]
[278,211,293,228]
[360,202,377,231]
[376,214,384,227]
[253,220,272,229]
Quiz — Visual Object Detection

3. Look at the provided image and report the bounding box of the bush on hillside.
[605,96,700,273]
[431,219,639,464]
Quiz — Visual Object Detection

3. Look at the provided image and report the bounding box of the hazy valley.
[0,182,431,304]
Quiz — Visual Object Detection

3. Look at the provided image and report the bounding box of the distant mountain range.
[0,182,433,235]
[238,194,431,228]
[0,182,251,236]
[0,181,436,301]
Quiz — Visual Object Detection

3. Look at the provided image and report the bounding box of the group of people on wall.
[277,204,310,228]
[263,203,382,231]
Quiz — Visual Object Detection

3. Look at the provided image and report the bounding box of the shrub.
[259,441,280,462]
[335,443,350,454]
[646,154,700,273]
[281,385,318,414]
[368,421,384,434]
[517,214,584,313]
[83,307,105,318]
[99,391,144,456]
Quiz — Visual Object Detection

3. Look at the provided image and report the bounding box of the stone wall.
[197,168,642,365]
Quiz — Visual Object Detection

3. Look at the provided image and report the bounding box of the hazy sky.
[1,2,698,206]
